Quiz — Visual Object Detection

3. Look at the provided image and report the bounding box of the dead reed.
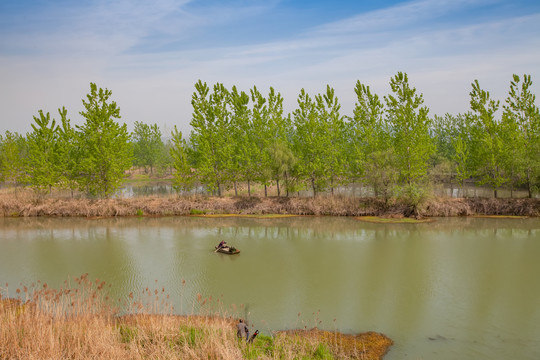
[3,188,536,218]
[0,275,392,360]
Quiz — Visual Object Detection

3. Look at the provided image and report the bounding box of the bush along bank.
[0,191,539,218]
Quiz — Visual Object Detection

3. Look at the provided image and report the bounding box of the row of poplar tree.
[0,72,539,199]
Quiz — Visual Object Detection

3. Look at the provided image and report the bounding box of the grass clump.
[118,324,138,343]
[313,343,335,359]
[189,208,206,215]
[355,216,434,224]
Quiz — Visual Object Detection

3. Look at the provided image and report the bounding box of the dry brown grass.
[1,188,537,218]
[1,276,393,360]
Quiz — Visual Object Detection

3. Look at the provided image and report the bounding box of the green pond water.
[1,216,539,359]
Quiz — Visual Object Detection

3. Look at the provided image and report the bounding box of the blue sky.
[1,0,540,136]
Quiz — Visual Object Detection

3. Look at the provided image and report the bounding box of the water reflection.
[117,181,537,199]
[0,216,539,359]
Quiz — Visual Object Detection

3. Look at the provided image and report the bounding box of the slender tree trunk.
[276,178,280,197]
[264,184,267,197]
[311,177,316,198]
[234,181,238,197]
[217,181,221,197]
[285,172,289,197]
[248,180,251,197]
[527,168,532,198]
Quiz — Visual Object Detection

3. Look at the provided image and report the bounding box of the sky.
[1,0,540,137]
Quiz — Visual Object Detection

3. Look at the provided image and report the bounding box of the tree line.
[1,73,539,199]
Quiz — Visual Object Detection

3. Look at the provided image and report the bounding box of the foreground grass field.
[0,275,393,360]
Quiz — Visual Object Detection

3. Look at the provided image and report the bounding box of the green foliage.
[26,110,61,194]
[469,79,505,197]
[170,126,196,193]
[313,343,334,359]
[349,80,388,177]
[385,72,434,185]
[395,182,431,216]
[131,121,165,174]
[292,86,345,196]
[2,73,539,201]
[243,334,276,359]
[187,326,203,347]
[77,83,133,198]
[189,81,232,196]
[230,85,256,195]
[268,140,296,197]
[118,325,138,343]
[0,131,27,186]
[502,74,540,197]
[364,149,399,204]
[189,209,206,215]
[56,107,79,194]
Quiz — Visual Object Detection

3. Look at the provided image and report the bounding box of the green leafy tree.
[56,107,79,197]
[469,79,505,198]
[268,140,296,197]
[156,139,173,176]
[292,89,326,197]
[502,74,540,198]
[349,81,390,194]
[364,149,399,205]
[229,86,254,196]
[385,72,434,186]
[26,110,61,194]
[264,88,295,197]
[314,85,347,194]
[170,126,196,193]
[350,81,388,172]
[449,113,475,195]
[189,81,232,196]
[0,131,27,188]
[249,86,273,196]
[77,83,133,198]
[132,121,165,174]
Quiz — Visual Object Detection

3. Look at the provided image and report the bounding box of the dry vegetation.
[0,275,392,360]
[0,188,538,218]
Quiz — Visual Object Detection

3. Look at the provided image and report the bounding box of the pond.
[0,216,539,359]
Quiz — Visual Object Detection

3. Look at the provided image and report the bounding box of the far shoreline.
[1,190,538,218]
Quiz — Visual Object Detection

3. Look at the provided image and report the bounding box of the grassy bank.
[1,189,539,218]
[0,276,393,360]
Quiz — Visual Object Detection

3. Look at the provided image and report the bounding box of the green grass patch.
[189,209,207,215]
[356,216,434,224]
[177,325,205,347]
[192,213,298,219]
[243,334,277,359]
[118,325,138,343]
[313,343,334,359]
[472,215,528,219]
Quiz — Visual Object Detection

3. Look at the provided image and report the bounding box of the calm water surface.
[1,216,539,359]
